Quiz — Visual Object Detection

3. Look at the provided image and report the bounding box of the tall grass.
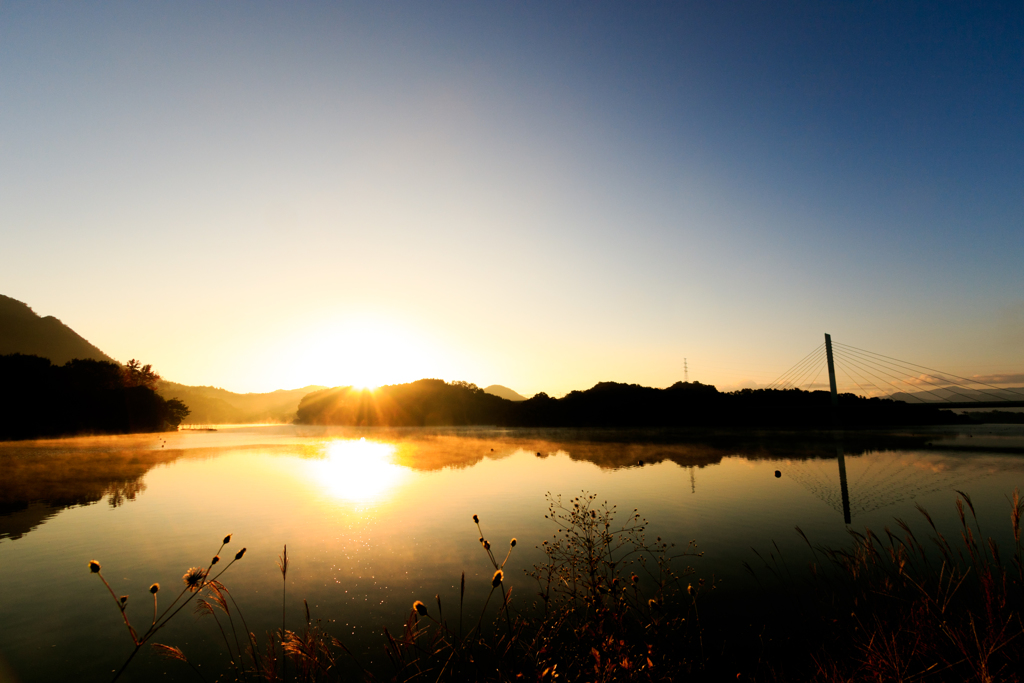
[90,489,1024,682]
[743,488,1024,682]
[89,535,246,681]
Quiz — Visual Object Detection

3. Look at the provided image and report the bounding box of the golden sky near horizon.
[2,4,1022,397]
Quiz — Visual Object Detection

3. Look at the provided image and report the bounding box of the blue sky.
[2,2,1021,394]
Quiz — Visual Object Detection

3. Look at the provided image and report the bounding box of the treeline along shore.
[0,353,189,440]
[296,378,971,429]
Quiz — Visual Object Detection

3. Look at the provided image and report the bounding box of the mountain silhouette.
[0,294,115,364]
[157,381,326,424]
[483,384,527,401]
[1,293,322,424]
[889,387,1024,403]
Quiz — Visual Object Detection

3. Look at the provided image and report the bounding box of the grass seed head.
[473,514,479,523]
[119,595,128,606]
[211,555,220,565]
[510,538,517,547]
[223,534,232,545]
[89,560,101,573]
[183,567,205,592]
[149,583,160,594]
[413,600,428,616]
[492,569,504,587]
[235,547,247,560]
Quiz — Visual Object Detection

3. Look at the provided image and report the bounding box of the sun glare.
[309,438,408,504]
[285,317,445,390]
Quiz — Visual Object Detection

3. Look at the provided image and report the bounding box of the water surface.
[1,425,1022,682]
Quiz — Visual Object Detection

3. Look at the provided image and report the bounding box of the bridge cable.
[784,347,828,390]
[833,342,1024,402]
[835,348,1011,403]
[832,349,967,402]
[786,347,829,390]
[831,353,930,400]
[833,355,904,399]
[832,348,981,403]
[831,356,892,399]
[769,343,824,388]
[767,343,825,389]
[833,345,1010,403]
[768,350,823,390]
[805,360,826,391]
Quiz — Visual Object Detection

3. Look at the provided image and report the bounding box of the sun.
[283,316,447,390]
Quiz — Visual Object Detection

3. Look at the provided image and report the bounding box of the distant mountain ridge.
[0,293,322,424]
[483,384,527,401]
[156,381,326,424]
[0,294,115,365]
[889,387,1024,403]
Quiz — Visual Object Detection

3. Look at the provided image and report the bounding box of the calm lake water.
[1,425,1023,682]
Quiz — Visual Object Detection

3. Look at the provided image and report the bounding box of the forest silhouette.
[296,378,966,429]
[0,353,190,440]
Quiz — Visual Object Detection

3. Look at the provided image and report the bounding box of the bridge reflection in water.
[837,445,851,524]
[784,442,1000,525]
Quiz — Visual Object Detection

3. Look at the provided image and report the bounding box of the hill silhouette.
[1,293,322,424]
[296,378,968,429]
[157,381,326,424]
[483,384,527,401]
[0,294,115,364]
[297,380,510,426]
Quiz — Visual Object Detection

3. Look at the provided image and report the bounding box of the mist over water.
[1,425,1022,681]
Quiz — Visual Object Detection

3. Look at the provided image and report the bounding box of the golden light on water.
[309,437,409,503]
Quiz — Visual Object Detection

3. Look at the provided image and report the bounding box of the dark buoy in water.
[638,459,644,466]
[774,470,781,478]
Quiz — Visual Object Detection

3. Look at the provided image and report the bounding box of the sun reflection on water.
[309,437,409,503]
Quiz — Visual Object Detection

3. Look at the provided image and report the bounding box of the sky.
[2,1,1022,396]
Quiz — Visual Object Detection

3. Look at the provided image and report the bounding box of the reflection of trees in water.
[0,437,185,540]
[105,478,147,508]
[368,429,940,473]
[1,428,1002,542]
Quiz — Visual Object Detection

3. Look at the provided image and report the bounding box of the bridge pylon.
[824,333,838,407]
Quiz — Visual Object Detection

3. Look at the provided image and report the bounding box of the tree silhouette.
[122,359,160,390]
[0,354,189,439]
[164,398,190,427]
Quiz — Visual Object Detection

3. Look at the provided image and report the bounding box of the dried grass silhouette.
[90,489,1024,681]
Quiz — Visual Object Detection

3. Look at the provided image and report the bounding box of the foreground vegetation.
[91,490,1024,682]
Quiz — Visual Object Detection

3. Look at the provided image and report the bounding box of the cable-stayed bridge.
[767,334,1024,525]
[768,334,1024,410]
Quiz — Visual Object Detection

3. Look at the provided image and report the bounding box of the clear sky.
[2,2,1022,396]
